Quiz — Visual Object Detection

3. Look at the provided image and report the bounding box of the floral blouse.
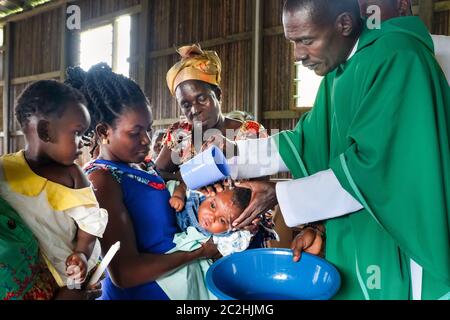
[163,120,268,164]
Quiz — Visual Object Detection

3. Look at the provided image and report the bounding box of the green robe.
[275,17,450,300]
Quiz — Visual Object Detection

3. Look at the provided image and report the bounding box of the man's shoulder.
[370,32,426,54]
[354,31,435,70]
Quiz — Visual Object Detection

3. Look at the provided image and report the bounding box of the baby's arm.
[169,182,187,212]
[66,164,98,282]
[66,229,97,282]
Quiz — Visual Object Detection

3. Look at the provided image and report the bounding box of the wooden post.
[112,19,119,72]
[60,4,80,81]
[60,5,67,81]
[2,22,12,154]
[419,0,435,32]
[138,0,149,91]
[251,0,263,122]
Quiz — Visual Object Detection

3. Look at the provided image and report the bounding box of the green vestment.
[275,17,450,300]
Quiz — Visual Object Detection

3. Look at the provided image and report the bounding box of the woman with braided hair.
[65,63,219,300]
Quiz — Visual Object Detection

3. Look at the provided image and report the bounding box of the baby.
[173,186,263,256]
[197,187,252,234]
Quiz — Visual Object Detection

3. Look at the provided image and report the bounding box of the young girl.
[0,80,108,289]
[65,63,218,300]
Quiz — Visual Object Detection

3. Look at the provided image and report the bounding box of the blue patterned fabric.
[84,159,179,300]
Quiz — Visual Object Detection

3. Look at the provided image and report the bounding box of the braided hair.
[15,80,86,128]
[65,63,150,156]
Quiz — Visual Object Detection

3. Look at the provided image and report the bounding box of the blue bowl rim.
[206,248,341,300]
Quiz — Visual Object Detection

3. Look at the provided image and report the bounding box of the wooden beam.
[0,71,61,87]
[11,71,61,85]
[82,5,141,30]
[263,26,284,37]
[434,1,450,12]
[263,110,305,120]
[134,26,286,62]
[59,4,67,81]
[112,19,119,72]
[153,118,179,126]
[63,3,80,71]
[0,131,23,138]
[146,31,253,60]
[2,22,12,154]
[251,0,263,122]
[413,1,450,15]
[419,0,435,31]
[0,0,77,24]
[128,24,286,64]
[138,0,149,90]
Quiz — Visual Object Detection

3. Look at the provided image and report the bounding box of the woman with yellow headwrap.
[156,44,274,249]
[158,44,266,167]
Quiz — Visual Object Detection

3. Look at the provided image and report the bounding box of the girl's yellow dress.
[0,151,108,287]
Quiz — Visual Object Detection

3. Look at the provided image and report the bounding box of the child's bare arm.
[169,182,187,212]
[66,229,97,281]
[74,228,97,260]
[173,181,187,199]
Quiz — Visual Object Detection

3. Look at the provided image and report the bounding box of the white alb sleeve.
[276,169,364,227]
[227,137,289,179]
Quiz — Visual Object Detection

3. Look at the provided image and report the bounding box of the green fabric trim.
[339,154,382,227]
[438,292,450,300]
[282,132,308,177]
[355,253,370,300]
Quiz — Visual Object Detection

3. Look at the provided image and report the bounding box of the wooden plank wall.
[9,9,62,150]
[262,0,297,133]
[0,0,141,154]
[434,0,450,35]
[0,0,449,156]
[146,0,254,130]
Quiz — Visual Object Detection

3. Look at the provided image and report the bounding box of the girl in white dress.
[0,80,108,289]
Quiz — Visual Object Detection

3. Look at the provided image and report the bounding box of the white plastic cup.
[180,146,230,190]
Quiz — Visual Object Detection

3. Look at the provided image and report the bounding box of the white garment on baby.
[156,227,217,300]
[213,230,253,257]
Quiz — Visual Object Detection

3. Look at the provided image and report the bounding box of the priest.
[217,0,450,300]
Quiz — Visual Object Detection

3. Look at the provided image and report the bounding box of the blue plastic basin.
[206,249,341,300]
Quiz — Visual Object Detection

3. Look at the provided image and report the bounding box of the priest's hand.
[231,180,278,229]
[291,224,325,262]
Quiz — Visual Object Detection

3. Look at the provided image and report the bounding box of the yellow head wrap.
[166,44,222,96]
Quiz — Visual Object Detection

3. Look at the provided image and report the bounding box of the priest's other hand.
[232,180,278,229]
[199,179,231,197]
[291,225,325,262]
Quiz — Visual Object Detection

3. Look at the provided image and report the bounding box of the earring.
[102,138,109,145]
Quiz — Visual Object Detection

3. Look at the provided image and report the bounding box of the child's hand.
[291,226,324,263]
[66,252,88,283]
[169,195,185,212]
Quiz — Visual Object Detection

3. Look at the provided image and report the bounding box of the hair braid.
[65,62,151,156]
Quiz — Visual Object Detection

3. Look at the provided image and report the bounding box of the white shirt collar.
[346,38,360,62]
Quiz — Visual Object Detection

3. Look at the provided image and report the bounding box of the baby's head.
[198,187,252,234]
[15,80,89,166]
